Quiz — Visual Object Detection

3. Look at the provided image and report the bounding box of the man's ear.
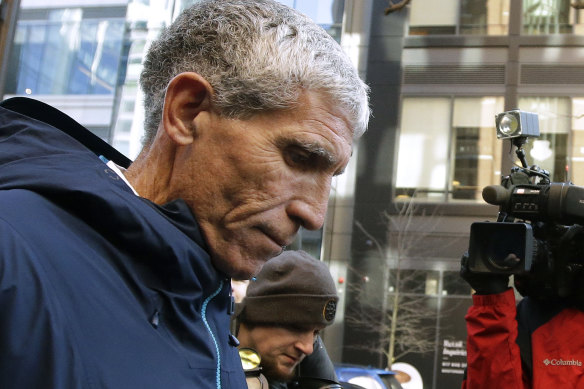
[162,72,213,145]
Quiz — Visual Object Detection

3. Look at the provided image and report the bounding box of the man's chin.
[265,367,296,382]
[211,252,268,280]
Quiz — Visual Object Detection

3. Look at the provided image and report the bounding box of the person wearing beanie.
[234,250,340,388]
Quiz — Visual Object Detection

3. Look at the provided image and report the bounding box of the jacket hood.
[0,98,222,294]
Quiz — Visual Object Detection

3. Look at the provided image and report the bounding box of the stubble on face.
[261,355,303,382]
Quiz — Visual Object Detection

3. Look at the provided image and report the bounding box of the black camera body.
[467,110,584,300]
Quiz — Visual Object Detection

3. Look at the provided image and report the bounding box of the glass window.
[5,8,126,96]
[409,0,458,35]
[451,97,504,200]
[409,0,509,36]
[522,0,584,35]
[518,97,570,182]
[460,0,510,35]
[571,98,584,185]
[522,0,572,34]
[395,97,451,200]
[278,0,344,42]
[395,97,504,202]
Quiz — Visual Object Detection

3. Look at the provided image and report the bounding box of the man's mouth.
[259,227,294,252]
[282,354,301,365]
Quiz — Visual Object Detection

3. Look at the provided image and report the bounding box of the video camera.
[467,109,584,300]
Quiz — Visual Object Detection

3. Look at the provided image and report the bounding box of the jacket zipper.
[201,280,224,389]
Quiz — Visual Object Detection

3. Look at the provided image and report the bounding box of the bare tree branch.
[349,194,463,370]
[385,0,412,15]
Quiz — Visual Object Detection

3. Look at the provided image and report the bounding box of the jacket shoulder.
[0,97,131,168]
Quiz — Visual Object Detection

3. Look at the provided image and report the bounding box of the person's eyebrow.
[282,138,347,176]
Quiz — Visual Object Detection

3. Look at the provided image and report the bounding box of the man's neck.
[125,142,175,204]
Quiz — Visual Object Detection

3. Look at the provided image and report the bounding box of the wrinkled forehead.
[301,90,355,164]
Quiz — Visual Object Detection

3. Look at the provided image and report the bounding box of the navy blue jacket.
[0,98,246,388]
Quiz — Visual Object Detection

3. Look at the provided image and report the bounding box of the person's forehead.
[298,91,354,139]
[277,92,354,165]
[280,323,325,333]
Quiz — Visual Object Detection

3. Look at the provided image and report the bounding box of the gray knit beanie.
[238,250,338,326]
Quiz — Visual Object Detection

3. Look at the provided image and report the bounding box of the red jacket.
[462,288,584,388]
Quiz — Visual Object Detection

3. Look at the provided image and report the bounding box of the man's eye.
[286,149,312,166]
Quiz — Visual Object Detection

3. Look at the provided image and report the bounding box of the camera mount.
[512,137,530,169]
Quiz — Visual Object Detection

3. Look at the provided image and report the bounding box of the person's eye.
[285,147,312,167]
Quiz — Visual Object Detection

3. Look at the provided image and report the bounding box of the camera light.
[495,109,540,139]
[498,114,518,136]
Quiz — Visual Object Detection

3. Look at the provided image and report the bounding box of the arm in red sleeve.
[462,288,529,389]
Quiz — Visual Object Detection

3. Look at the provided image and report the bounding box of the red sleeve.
[461,288,529,389]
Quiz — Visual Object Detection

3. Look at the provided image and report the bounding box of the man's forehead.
[295,91,354,156]
[280,323,325,332]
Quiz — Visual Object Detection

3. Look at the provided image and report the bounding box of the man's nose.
[294,332,315,356]
[286,180,331,231]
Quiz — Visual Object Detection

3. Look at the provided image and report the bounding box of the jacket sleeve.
[462,288,529,389]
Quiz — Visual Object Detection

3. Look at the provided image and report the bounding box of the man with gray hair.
[0,0,369,388]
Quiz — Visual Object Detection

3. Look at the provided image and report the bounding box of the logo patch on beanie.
[323,299,337,322]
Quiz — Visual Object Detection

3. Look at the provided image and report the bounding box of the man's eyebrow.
[282,139,348,175]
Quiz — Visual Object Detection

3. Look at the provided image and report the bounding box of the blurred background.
[1,1,583,387]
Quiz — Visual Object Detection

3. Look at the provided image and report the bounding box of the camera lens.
[469,222,533,274]
[487,251,521,270]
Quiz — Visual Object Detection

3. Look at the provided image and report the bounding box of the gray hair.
[140,0,370,146]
